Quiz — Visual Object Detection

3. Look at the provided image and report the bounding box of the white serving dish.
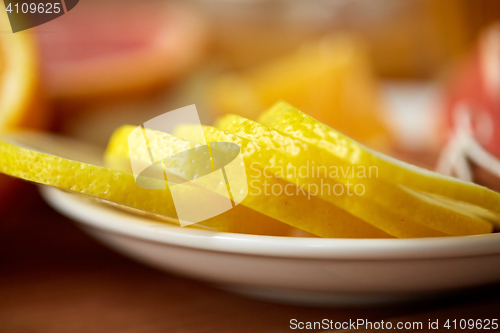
[40,185,500,306]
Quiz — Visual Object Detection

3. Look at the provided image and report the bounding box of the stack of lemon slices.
[1,102,499,238]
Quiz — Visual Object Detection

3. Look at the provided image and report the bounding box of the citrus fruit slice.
[208,34,391,149]
[0,9,44,131]
[173,125,393,238]
[214,114,493,237]
[442,23,500,159]
[36,1,207,99]
[106,124,393,238]
[255,102,500,232]
[0,7,47,201]
[106,125,291,235]
[259,102,500,229]
[0,132,289,236]
[109,125,393,238]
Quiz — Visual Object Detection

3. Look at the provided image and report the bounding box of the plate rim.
[40,185,500,260]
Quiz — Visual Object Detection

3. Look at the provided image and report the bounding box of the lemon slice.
[173,125,394,238]
[105,126,292,236]
[215,112,495,237]
[258,102,500,230]
[213,115,468,237]
[0,131,290,236]
[106,125,393,238]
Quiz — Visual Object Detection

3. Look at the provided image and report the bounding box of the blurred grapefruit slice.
[442,23,500,158]
[439,23,500,188]
[36,1,207,99]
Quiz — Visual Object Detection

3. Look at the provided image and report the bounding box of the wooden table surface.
[1,182,499,333]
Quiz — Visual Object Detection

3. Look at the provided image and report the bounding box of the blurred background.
[2,0,500,203]
[35,2,500,150]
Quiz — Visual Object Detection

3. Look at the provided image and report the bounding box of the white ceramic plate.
[40,186,500,306]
